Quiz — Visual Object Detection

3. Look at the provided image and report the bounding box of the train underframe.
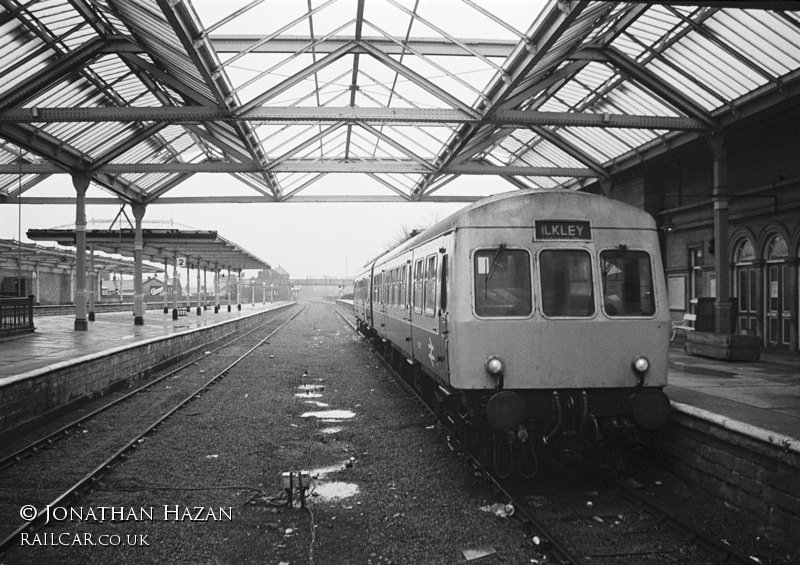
[365,329,669,479]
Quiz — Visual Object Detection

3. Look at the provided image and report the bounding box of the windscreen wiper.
[487,244,506,281]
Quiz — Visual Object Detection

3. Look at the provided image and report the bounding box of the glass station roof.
[0,1,798,204]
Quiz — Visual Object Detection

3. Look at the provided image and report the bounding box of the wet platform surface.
[0,302,292,381]
[1,308,798,443]
[666,343,799,441]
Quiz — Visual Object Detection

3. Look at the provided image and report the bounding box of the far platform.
[0,302,292,382]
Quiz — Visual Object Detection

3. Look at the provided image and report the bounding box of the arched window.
[733,239,755,263]
[766,235,788,261]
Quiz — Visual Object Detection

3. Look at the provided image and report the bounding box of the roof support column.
[203,267,208,311]
[237,271,242,311]
[172,252,179,320]
[88,243,96,321]
[34,263,40,305]
[163,258,170,313]
[185,259,191,312]
[72,174,90,331]
[196,264,201,315]
[214,263,220,313]
[132,204,146,325]
[227,267,232,312]
[709,132,731,334]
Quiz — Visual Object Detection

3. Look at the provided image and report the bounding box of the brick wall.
[663,408,800,542]
[0,304,292,442]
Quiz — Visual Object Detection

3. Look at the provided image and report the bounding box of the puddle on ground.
[309,463,346,478]
[295,392,323,399]
[319,427,341,434]
[297,384,325,391]
[301,410,355,420]
[304,400,329,407]
[312,482,359,501]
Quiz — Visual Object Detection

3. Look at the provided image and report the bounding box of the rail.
[0,295,34,337]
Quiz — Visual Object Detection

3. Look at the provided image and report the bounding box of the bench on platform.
[670,313,696,341]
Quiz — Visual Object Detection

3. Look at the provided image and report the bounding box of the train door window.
[474,247,532,317]
[600,249,655,317]
[393,268,397,306]
[540,250,594,317]
[424,255,437,316]
[413,259,424,313]
[400,265,409,310]
[389,269,395,306]
[440,255,448,312]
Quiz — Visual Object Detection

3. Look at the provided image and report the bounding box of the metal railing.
[0,295,35,337]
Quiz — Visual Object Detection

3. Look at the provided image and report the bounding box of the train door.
[367,264,375,329]
[409,250,445,379]
[377,269,388,333]
[765,235,790,348]
[438,252,450,375]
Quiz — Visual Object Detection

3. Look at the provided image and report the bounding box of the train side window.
[474,248,532,317]
[389,269,397,306]
[424,255,437,316]
[600,250,655,316]
[539,250,594,317]
[413,259,424,313]
[401,265,408,308]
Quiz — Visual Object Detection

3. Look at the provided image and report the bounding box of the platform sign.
[535,220,591,240]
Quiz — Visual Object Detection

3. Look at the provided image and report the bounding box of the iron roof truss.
[0,0,797,204]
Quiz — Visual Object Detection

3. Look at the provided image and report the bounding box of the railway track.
[0,304,305,555]
[332,303,760,565]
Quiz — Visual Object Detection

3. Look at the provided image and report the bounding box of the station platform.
[0,302,292,381]
[666,342,800,449]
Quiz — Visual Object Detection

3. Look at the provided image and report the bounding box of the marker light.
[632,356,650,374]
[485,356,504,375]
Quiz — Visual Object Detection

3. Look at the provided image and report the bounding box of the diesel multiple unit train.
[353,189,671,477]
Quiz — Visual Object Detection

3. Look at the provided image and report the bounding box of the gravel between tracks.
[4,301,539,565]
[5,301,793,565]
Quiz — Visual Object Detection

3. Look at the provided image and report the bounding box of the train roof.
[360,189,657,271]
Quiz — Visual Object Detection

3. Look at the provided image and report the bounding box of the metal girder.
[531,126,609,177]
[9,195,481,204]
[0,36,111,109]
[0,161,596,176]
[209,35,517,57]
[0,122,145,203]
[237,40,358,114]
[0,106,707,130]
[597,46,719,129]
[413,1,591,198]
[624,1,798,8]
[357,40,479,117]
